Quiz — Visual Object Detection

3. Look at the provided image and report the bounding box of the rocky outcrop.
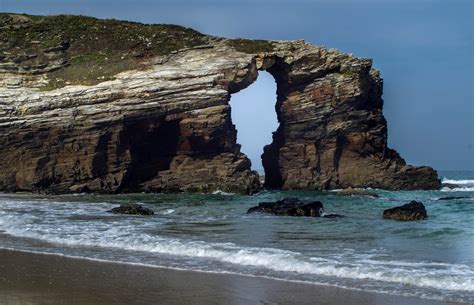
[108,203,154,215]
[0,14,440,194]
[383,201,427,221]
[247,198,324,217]
[247,198,344,218]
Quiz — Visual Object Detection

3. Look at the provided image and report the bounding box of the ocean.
[0,170,473,303]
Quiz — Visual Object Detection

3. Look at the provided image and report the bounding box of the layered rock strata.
[0,14,440,194]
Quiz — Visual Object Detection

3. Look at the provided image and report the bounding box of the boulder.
[108,203,155,215]
[383,201,427,221]
[247,198,323,217]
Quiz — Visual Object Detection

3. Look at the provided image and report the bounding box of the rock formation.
[247,198,344,218]
[247,198,324,217]
[383,201,427,221]
[0,14,440,194]
[108,203,155,216]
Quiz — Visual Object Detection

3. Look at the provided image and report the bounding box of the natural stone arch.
[250,50,438,191]
[0,15,440,194]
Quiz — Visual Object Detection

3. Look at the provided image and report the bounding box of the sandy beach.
[0,249,465,305]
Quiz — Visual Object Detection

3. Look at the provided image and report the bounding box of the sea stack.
[0,14,440,194]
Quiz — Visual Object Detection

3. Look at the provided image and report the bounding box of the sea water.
[0,170,473,303]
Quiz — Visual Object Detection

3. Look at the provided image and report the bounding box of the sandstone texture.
[0,14,440,194]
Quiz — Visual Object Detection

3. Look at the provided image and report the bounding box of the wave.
[442,178,474,185]
[1,220,472,293]
[1,246,472,304]
[161,209,175,215]
[441,187,474,192]
[441,177,474,192]
[1,195,473,302]
[211,190,235,196]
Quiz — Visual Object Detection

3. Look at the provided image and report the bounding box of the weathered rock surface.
[108,203,154,215]
[383,201,427,221]
[0,14,440,194]
[247,198,324,217]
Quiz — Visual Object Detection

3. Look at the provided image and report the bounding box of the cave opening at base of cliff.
[229,70,278,176]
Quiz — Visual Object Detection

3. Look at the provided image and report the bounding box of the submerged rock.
[336,188,379,198]
[247,198,323,217]
[438,196,469,201]
[441,183,460,189]
[383,201,427,221]
[322,213,345,218]
[108,203,155,216]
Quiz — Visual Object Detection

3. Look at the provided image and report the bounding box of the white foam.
[211,190,235,196]
[1,217,472,293]
[441,177,474,192]
[1,197,473,298]
[441,187,474,192]
[442,178,474,185]
[162,209,175,215]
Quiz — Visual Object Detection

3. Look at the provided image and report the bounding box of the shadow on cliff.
[119,119,180,191]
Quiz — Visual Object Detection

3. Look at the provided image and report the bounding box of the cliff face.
[0,14,440,194]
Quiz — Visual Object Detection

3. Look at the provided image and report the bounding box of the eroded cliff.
[0,14,440,194]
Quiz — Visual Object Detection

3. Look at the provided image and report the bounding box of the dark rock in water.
[441,183,460,189]
[383,201,427,221]
[322,213,345,218]
[336,188,379,198]
[247,198,323,217]
[108,204,154,215]
[438,196,469,201]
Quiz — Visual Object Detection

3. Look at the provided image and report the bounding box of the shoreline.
[0,248,465,305]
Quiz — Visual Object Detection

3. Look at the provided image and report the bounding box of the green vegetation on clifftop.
[0,14,277,90]
[0,13,207,90]
[226,38,275,54]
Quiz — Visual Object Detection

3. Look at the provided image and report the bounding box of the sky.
[2,0,473,171]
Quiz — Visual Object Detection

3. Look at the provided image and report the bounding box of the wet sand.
[0,249,464,305]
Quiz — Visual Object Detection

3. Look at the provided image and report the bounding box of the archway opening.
[229,71,278,175]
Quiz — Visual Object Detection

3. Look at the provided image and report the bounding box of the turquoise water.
[0,170,473,303]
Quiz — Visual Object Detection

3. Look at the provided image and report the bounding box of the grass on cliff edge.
[0,13,207,90]
[225,38,275,54]
[0,14,276,91]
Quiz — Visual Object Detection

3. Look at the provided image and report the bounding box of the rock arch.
[0,18,440,194]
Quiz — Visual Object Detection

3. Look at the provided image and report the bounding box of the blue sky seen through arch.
[230,71,278,174]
